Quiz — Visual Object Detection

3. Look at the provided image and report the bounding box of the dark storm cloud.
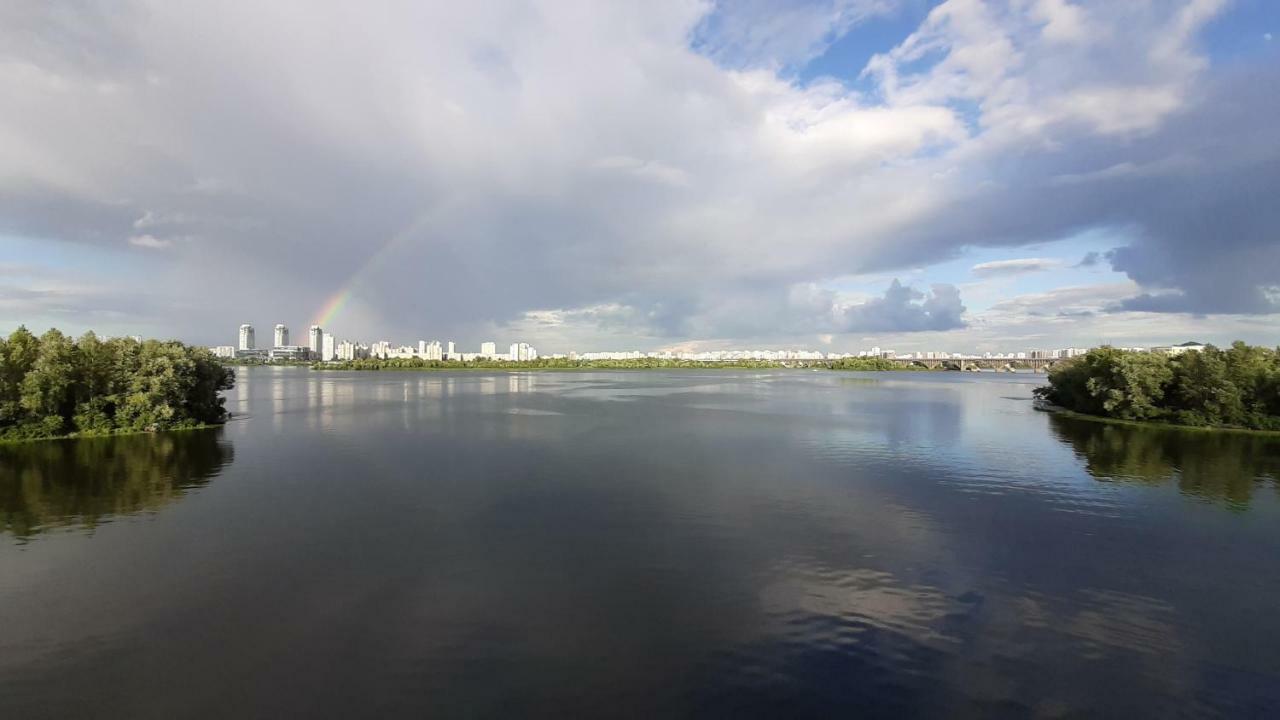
[0,282,159,324]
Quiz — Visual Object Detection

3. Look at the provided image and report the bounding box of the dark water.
[3,369,1280,718]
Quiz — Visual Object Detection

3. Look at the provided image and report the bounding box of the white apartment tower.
[238,324,255,350]
[480,342,497,357]
[309,325,324,355]
[274,324,289,348]
[322,333,336,361]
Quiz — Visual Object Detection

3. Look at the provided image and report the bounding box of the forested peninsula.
[1035,343,1280,431]
[1,327,234,442]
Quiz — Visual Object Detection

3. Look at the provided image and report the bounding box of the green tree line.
[317,357,814,371]
[1035,343,1280,431]
[315,355,932,372]
[0,327,235,441]
[827,356,928,371]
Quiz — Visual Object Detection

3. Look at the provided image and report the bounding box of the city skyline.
[2,2,1278,352]
[214,320,1205,363]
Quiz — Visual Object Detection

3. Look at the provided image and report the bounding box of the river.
[2,368,1279,718]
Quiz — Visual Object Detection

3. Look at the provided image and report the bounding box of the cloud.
[839,279,967,332]
[971,257,1060,277]
[984,282,1136,320]
[693,0,896,70]
[127,234,173,249]
[0,0,1274,350]
[593,156,690,188]
[0,280,160,331]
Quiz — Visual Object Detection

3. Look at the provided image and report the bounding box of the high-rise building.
[309,325,323,355]
[446,341,456,359]
[322,333,336,361]
[239,324,255,350]
[509,342,534,361]
[274,324,289,348]
[480,341,497,357]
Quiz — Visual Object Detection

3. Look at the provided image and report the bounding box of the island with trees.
[0,327,235,442]
[1034,343,1280,431]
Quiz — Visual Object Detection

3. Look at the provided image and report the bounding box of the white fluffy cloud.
[971,258,1060,277]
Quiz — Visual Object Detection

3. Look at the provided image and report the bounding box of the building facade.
[508,342,536,361]
[238,324,255,350]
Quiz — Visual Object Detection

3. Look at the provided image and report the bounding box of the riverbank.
[1034,343,1280,433]
[0,328,235,445]
[1033,399,1280,437]
[309,360,945,372]
[0,421,228,446]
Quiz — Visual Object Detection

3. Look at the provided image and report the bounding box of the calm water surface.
[3,368,1280,718]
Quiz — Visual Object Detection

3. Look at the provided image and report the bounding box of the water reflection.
[0,429,232,539]
[1049,414,1280,507]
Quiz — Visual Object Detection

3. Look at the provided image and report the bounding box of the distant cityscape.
[211,323,1210,364]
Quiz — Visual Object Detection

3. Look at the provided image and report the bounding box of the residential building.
[309,325,324,355]
[274,324,289,348]
[1153,341,1207,356]
[269,345,308,361]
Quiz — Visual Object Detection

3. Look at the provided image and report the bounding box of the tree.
[20,329,80,436]
[1039,344,1280,430]
[0,328,235,440]
[0,326,41,427]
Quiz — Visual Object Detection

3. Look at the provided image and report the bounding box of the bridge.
[884,357,1057,372]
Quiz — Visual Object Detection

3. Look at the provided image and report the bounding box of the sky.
[1,0,1278,353]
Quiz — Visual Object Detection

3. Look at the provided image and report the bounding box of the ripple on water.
[692,560,990,717]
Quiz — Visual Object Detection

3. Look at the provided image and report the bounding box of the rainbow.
[309,207,451,331]
[314,287,354,328]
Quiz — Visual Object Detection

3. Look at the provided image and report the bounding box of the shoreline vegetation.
[1,327,234,443]
[1034,343,1280,432]
[309,357,960,372]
